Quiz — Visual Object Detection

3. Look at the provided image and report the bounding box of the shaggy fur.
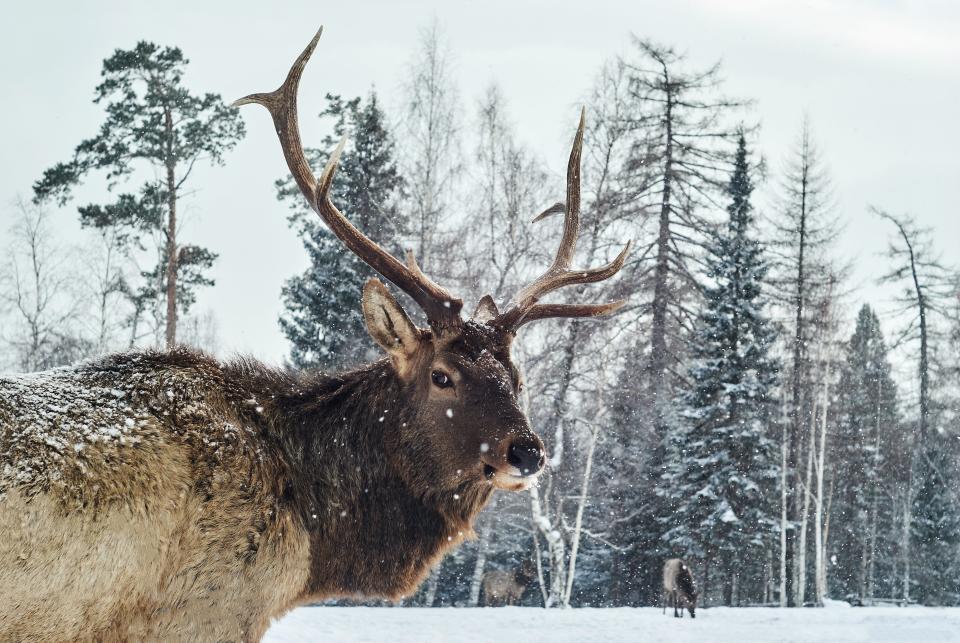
[481,559,536,606]
[662,558,698,618]
[0,339,533,641]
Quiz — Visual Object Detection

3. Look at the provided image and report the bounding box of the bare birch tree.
[523,58,641,607]
[400,19,463,271]
[82,226,133,355]
[0,200,87,371]
[769,116,841,605]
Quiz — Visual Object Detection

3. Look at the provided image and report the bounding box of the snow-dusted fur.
[662,558,698,618]
[0,341,532,641]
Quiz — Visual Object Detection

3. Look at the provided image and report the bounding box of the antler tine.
[234,27,463,330]
[232,27,324,203]
[518,299,628,327]
[492,108,631,332]
[555,106,586,270]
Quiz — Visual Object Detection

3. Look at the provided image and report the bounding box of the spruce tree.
[911,437,960,605]
[277,92,406,370]
[831,305,900,600]
[659,133,779,603]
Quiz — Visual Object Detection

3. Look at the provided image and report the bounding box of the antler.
[233,27,463,331]
[492,109,631,332]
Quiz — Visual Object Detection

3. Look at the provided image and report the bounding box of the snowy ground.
[264,605,960,642]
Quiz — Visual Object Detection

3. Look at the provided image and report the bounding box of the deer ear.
[471,295,499,324]
[362,279,423,366]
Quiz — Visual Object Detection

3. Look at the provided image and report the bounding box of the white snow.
[264,606,960,643]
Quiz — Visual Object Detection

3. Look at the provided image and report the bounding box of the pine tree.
[659,133,779,604]
[33,42,245,348]
[277,92,406,370]
[831,305,900,601]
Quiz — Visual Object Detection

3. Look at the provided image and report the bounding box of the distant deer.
[663,559,698,618]
[481,559,537,606]
[0,27,629,642]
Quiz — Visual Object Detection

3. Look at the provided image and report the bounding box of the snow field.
[265,605,960,643]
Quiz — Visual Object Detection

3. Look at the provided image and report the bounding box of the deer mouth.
[482,462,540,491]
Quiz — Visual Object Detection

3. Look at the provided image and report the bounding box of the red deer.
[0,27,629,642]
[481,559,537,606]
[663,558,698,618]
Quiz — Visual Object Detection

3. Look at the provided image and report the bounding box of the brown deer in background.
[481,559,537,606]
[663,558,699,618]
[0,27,629,642]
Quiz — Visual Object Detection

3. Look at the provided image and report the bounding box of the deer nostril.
[507,443,544,476]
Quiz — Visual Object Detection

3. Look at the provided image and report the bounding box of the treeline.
[2,42,242,367]
[2,23,960,609]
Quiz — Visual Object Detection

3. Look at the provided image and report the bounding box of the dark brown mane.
[74,348,496,601]
[677,563,696,598]
[225,355,495,599]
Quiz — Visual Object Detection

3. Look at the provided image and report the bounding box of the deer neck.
[271,360,488,601]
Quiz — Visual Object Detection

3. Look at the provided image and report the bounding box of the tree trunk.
[796,419,814,606]
[530,484,566,608]
[780,394,789,607]
[822,478,834,601]
[533,531,548,607]
[563,414,601,607]
[649,80,674,427]
[95,232,118,353]
[815,448,826,605]
[733,565,740,607]
[786,140,811,606]
[423,566,440,607]
[888,216,926,602]
[866,432,880,601]
[468,520,490,606]
[529,321,581,608]
[916,286,929,443]
[902,479,912,601]
[859,528,869,601]
[703,551,712,609]
[764,546,772,604]
[163,108,178,349]
[562,356,608,607]
[814,352,831,605]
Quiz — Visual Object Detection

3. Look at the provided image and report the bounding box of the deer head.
[234,27,630,492]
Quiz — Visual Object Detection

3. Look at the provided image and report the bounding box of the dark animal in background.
[481,559,537,606]
[0,26,630,642]
[663,558,698,618]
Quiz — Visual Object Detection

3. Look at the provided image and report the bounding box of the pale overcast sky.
[1,0,957,366]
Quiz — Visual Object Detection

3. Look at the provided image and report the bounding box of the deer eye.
[431,370,453,389]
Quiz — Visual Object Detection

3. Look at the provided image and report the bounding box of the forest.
[2,21,959,611]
